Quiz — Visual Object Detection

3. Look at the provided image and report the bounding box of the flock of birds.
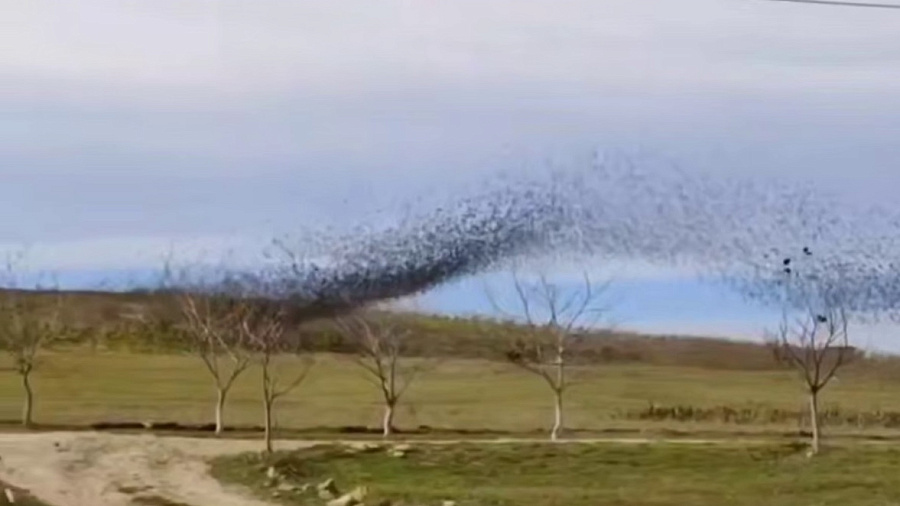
[230,158,900,323]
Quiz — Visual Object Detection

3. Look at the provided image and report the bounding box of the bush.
[616,402,900,428]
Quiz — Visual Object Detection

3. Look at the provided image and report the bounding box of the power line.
[765,0,900,9]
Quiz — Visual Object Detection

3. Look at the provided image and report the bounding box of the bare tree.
[150,262,256,435]
[766,247,856,455]
[487,268,610,441]
[241,300,314,453]
[769,305,853,454]
[179,289,253,435]
[337,313,437,438]
[0,260,67,428]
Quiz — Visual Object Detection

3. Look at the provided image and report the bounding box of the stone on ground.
[317,478,340,499]
[326,485,368,506]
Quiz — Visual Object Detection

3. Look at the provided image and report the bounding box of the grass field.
[2,350,900,438]
[212,441,900,506]
[3,293,900,505]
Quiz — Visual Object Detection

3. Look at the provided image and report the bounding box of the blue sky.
[3,1,900,349]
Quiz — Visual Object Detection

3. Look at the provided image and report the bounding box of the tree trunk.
[382,402,395,439]
[21,372,34,429]
[550,389,563,442]
[214,387,227,436]
[550,353,565,442]
[809,389,820,455]
[263,394,274,454]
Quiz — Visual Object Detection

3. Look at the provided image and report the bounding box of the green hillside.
[0,288,831,371]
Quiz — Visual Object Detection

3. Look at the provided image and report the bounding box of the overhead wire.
[764,0,900,9]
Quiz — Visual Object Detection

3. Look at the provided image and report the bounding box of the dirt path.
[0,432,786,506]
[0,432,315,506]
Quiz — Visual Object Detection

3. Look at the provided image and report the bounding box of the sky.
[3,0,900,349]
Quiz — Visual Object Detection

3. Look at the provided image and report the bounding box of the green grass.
[0,350,900,438]
[211,442,900,506]
[4,289,900,438]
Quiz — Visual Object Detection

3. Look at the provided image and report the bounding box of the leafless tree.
[769,305,854,454]
[179,288,253,436]
[241,299,314,454]
[765,247,857,455]
[151,262,256,435]
[337,312,437,438]
[487,268,611,441]
[0,260,68,428]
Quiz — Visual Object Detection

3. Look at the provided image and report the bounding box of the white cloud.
[3,0,897,195]
[3,0,899,101]
[3,0,900,259]
[0,234,271,272]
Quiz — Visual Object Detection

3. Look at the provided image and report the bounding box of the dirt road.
[0,432,315,506]
[0,432,783,506]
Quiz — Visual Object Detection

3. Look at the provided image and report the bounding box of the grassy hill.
[0,288,835,371]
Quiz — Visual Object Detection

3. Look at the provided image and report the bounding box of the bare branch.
[337,311,438,436]
[0,256,69,427]
[488,266,613,440]
[760,246,857,455]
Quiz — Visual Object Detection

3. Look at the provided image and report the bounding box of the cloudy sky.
[3,0,900,348]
